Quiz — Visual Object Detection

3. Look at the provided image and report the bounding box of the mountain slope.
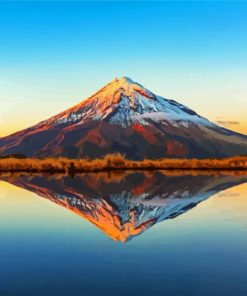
[1,77,247,159]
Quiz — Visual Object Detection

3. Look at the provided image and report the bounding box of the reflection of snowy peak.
[2,172,247,242]
[1,76,247,159]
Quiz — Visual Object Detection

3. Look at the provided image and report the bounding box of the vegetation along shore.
[1,154,247,173]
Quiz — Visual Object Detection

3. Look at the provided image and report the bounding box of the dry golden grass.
[1,153,247,173]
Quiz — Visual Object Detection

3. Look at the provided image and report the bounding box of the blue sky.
[1,1,247,136]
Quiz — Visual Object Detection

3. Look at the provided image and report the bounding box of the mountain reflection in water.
[1,171,247,242]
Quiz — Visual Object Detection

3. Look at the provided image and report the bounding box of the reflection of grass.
[1,153,247,173]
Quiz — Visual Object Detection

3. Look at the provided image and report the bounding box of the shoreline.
[1,169,247,179]
[1,154,247,174]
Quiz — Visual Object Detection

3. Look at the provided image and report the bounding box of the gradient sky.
[0,1,247,137]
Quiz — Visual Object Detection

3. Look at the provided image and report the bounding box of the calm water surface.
[0,171,247,296]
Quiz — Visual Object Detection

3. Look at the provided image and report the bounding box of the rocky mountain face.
[1,77,247,159]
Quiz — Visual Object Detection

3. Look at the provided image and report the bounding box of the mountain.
[1,171,247,242]
[1,76,247,159]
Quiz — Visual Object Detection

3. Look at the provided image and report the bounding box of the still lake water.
[0,171,247,296]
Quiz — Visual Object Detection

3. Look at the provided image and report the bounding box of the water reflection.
[1,171,247,242]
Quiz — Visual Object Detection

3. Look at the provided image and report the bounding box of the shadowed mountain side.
[1,171,247,242]
[1,77,247,159]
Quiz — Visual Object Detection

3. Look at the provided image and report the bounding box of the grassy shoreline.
[1,154,247,173]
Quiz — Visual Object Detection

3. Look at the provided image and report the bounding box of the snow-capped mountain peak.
[1,76,247,159]
[48,76,204,128]
[107,76,156,100]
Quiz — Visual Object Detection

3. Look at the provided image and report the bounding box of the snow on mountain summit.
[46,76,208,128]
[90,76,156,100]
[1,76,247,159]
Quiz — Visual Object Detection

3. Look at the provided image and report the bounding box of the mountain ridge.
[0,76,247,159]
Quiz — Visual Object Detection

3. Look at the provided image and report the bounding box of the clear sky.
[0,1,247,137]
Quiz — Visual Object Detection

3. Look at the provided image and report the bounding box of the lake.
[0,171,247,296]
